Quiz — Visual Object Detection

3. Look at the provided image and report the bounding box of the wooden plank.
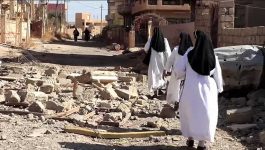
[0,76,18,81]
[64,126,166,139]
[83,111,96,121]
[47,107,80,119]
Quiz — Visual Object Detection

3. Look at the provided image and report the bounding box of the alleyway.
[0,39,261,150]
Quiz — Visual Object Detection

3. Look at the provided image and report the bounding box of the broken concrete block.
[61,100,74,111]
[116,103,131,117]
[136,99,148,106]
[115,86,138,100]
[25,91,48,102]
[138,74,147,83]
[227,124,257,131]
[26,78,43,86]
[40,83,54,94]
[100,86,119,100]
[56,78,72,85]
[146,119,163,128]
[90,71,118,84]
[99,101,112,109]
[44,67,59,77]
[226,107,253,123]
[45,101,64,112]
[103,112,123,121]
[118,76,136,83]
[259,131,265,145]
[28,101,46,113]
[231,97,247,106]
[58,70,68,78]
[160,105,176,118]
[5,90,21,103]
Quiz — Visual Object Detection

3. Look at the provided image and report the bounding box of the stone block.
[220,15,234,22]
[226,107,253,124]
[26,78,43,86]
[118,76,136,83]
[220,0,235,8]
[160,105,176,118]
[103,112,123,121]
[5,90,21,103]
[115,86,138,100]
[219,8,228,15]
[116,103,130,117]
[45,101,64,112]
[44,67,59,77]
[227,124,257,132]
[100,86,119,100]
[247,89,265,100]
[25,91,48,102]
[40,84,54,94]
[28,101,46,113]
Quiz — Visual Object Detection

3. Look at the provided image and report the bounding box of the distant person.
[84,28,91,42]
[73,28,79,42]
[174,30,223,149]
[164,32,193,105]
[143,27,171,98]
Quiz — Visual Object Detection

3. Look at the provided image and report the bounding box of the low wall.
[219,26,265,47]
[160,22,195,49]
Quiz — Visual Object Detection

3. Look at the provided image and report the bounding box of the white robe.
[174,51,223,142]
[144,38,171,92]
[165,46,192,104]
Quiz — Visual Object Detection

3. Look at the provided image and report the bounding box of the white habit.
[144,38,171,92]
[174,51,223,142]
[165,46,192,104]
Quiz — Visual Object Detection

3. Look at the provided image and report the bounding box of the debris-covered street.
[0,40,262,150]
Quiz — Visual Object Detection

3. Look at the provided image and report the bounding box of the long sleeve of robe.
[174,52,223,142]
[144,38,171,92]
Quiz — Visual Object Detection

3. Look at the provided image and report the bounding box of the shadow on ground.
[59,142,195,150]
[47,40,108,48]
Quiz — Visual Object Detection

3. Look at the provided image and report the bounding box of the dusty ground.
[0,39,262,150]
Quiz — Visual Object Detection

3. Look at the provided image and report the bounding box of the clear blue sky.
[55,0,108,22]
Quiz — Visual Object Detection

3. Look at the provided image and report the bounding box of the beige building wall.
[106,0,125,26]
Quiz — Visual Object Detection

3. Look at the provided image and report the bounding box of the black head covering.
[150,27,165,52]
[178,32,193,56]
[187,30,216,76]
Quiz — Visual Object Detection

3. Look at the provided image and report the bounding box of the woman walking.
[143,27,171,97]
[174,30,223,149]
[164,32,193,105]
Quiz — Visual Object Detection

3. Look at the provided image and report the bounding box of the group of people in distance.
[144,27,223,150]
[73,27,91,42]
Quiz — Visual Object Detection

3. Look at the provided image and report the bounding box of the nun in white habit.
[164,32,193,105]
[143,27,171,96]
[174,30,223,150]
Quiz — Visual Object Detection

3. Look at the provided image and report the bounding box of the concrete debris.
[118,76,136,83]
[103,112,123,122]
[40,83,54,94]
[45,101,64,112]
[28,101,46,113]
[160,105,176,118]
[116,103,131,117]
[5,90,21,103]
[115,86,138,100]
[231,97,247,106]
[44,67,59,77]
[227,124,257,131]
[26,78,43,86]
[247,89,265,100]
[100,86,119,100]
[226,107,253,123]
[146,119,163,128]
[25,91,48,102]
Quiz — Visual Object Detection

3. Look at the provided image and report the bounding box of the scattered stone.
[140,95,148,100]
[103,112,123,121]
[259,131,265,144]
[40,83,54,94]
[47,119,56,124]
[28,101,46,113]
[136,99,148,106]
[115,86,138,100]
[25,92,48,102]
[27,114,34,120]
[5,90,21,103]
[0,94,5,103]
[44,67,58,77]
[146,119,163,128]
[118,76,136,83]
[227,124,257,131]
[0,134,7,140]
[57,78,72,85]
[160,105,176,118]
[99,101,112,109]
[130,116,138,120]
[100,86,119,100]
[231,97,247,106]
[247,99,256,106]
[137,74,147,83]
[226,107,253,123]
[27,128,48,137]
[39,116,46,122]
[45,101,64,112]
[26,78,43,86]
[116,103,131,117]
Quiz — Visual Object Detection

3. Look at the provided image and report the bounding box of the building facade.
[106,0,125,26]
[75,13,107,36]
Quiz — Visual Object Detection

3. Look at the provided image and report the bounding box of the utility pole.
[100,4,103,34]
